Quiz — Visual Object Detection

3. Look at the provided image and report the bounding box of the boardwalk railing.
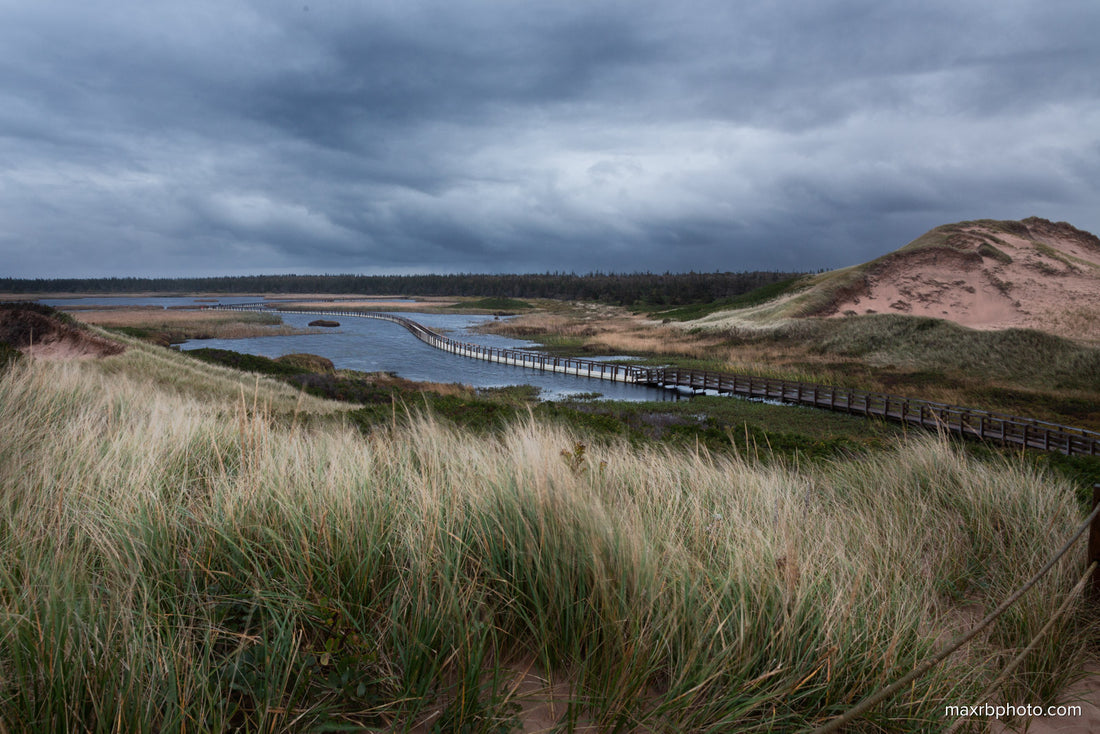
[209,304,1100,456]
[637,367,1100,456]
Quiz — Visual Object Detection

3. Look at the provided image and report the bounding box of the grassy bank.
[0,350,1094,732]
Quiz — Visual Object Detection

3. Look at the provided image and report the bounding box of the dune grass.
[0,352,1094,732]
[92,327,347,416]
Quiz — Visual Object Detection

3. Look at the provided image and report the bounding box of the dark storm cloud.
[1,0,1098,278]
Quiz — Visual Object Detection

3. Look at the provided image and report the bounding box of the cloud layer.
[2,0,1098,277]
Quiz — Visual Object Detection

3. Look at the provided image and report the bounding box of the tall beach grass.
[0,355,1092,732]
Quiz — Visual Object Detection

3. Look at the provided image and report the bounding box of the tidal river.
[38,297,672,401]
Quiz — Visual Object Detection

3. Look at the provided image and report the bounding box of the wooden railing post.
[1091,485,1100,597]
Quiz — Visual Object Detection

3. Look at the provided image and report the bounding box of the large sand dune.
[694,218,1100,343]
[830,218,1100,338]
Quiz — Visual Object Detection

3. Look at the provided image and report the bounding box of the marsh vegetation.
[72,307,321,345]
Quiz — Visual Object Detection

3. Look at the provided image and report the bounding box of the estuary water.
[180,309,676,402]
[39,297,674,401]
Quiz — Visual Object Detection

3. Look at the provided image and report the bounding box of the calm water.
[40,296,678,400]
[181,310,677,402]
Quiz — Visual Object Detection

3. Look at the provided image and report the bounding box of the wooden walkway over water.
[211,304,1100,457]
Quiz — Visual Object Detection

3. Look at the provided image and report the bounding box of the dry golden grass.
[70,307,320,340]
[484,308,728,359]
[73,307,265,326]
[587,328,724,358]
[485,312,599,338]
[1042,305,1100,346]
[89,327,348,414]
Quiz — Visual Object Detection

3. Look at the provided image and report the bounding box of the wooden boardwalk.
[211,304,1100,457]
[635,368,1100,456]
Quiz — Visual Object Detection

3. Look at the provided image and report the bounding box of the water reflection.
[181,310,678,402]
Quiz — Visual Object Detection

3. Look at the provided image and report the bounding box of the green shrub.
[186,347,313,376]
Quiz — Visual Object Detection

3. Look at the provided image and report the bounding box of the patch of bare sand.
[400,659,663,733]
[23,338,122,360]
[400,663,590,734]
[845,248,1021,328]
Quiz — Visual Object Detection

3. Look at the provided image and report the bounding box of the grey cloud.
[1,0,1098,278]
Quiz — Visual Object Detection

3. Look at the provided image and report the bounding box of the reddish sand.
[831,218,1100,341]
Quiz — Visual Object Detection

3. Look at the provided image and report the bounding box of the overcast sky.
[2,1,1098,278]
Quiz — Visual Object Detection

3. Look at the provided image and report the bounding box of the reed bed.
[73,307,280,328]
[0,356,1091,732]
[72,307,321,342]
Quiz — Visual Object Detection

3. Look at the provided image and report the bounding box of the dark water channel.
[39,297,676,401]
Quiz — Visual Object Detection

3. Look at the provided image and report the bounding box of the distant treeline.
[1,271,806,306]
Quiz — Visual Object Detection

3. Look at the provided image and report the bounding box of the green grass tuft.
[977,241,1013,264]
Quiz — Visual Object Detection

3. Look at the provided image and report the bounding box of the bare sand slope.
[830,218,1100,339]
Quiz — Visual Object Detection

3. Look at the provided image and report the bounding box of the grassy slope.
[94,327,347,416]
[645,277,807,321]
[0,344,1094,732]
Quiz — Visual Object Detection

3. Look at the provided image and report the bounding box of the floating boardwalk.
[212,304,1100,457]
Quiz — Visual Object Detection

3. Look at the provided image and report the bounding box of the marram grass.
[0,356,1092,732]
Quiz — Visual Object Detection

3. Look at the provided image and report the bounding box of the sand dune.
[829,218,1100,340]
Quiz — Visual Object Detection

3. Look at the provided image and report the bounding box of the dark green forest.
[1,271,805,306]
